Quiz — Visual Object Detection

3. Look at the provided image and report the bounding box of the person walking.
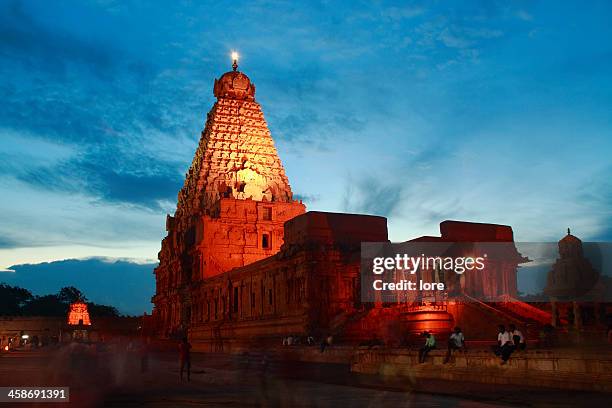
[179,337,192,381]
[140,338,150,373]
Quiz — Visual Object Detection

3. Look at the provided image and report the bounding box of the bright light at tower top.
[231,51,239,71]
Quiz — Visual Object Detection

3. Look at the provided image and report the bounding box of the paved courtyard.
[0,346,608,407]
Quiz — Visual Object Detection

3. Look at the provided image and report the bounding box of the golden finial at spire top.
[231,51,239,71]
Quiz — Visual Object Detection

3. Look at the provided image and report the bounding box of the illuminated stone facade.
[189,211,388,351]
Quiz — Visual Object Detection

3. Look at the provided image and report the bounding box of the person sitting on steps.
[418,331,436,363]
[495,325,513,365]
[509,324,526,351]
[444,326,466,364]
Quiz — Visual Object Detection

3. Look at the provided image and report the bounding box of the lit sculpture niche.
[67,301,92,326]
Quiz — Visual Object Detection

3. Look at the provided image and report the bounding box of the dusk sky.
[1,1,611,313]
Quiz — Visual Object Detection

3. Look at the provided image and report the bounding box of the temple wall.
[188,245,357,351]
[0,316,142,346]
[187,212,389,350]
[153,198,304,335]
[196,198,305,279]
[189,246,314,351]
[159,211,550,347]
[0,317,64,345]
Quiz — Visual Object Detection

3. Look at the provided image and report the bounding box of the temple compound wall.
[180,211,538,352]
[0,316,143,347]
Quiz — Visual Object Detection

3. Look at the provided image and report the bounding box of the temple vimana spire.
[176,58,294,218]
[153,56,306,339]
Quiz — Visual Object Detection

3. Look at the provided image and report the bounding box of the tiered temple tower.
[153,57,305,336]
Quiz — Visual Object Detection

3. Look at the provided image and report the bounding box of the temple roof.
[213,70,255,100]
[439,220,514,242]
[558,228,583,258]
[560,228,581,244]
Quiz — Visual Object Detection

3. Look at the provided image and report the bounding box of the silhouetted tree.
[0,284,33,315]
[21,294,67,316]
[87,303,120,317]
[58,286,87,304]
[0,284,123,317]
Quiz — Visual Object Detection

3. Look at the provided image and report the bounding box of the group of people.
[495,324,525,365]
[176,323,528,379]
[418,326,466,364]
[418,324,526,365]
[281,334,315,346]
[284,333,333,352]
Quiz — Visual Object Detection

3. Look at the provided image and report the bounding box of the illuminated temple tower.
[153,55,305,336]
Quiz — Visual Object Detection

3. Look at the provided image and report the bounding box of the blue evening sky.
[0,1,611,312]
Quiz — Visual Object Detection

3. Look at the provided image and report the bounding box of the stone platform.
[354,348,612,392]
[250,345,612,393]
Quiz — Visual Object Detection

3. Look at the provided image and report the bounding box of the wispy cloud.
[341,175,403,218]
[293,193,320,204]
[516,9,534,22]
[0,0,610,271]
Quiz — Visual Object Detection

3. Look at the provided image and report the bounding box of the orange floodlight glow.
[67,301,92,325]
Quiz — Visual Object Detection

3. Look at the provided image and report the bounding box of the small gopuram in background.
[67,300,92,342]
[545,229,605,335]
[67,301,92,326]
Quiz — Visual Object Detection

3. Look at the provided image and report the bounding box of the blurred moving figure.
[179,337,191,381]
[140,338,150,373]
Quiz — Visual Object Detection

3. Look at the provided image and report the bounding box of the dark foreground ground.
[0,346,609,407]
